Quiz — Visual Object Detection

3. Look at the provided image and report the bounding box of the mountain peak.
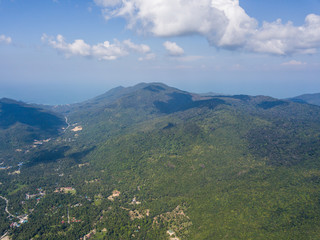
[0,97,22,104]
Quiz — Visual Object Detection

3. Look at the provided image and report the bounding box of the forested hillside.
[0,98,66,152]
[288,93,320,106]
[1,83,320,239]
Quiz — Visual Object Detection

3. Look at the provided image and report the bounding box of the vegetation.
[1,83,320,239]
[0,98,66,151]
[289,93,320,106]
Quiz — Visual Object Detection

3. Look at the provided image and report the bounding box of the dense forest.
[1,83,320,239]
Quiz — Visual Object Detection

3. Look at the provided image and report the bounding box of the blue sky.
[0,0,320,104]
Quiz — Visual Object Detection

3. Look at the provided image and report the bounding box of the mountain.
[1,83,320,239]
[0,98,66,151]
[288,93,320,106]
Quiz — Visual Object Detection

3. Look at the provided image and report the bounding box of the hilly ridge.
[288,93,320,106]
[1,83,320,239]
[0,98,66,151]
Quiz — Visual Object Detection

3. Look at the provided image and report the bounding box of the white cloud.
[248,15,320,55]
[123,39,150,53]
[163,41,184,56]
[42,34,91,57]
[94,0,320,55]
[0,34,12,44]
[282,60,306,66]
[91,40,128,60]
[42,34,153,60]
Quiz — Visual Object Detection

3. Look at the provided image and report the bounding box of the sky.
[0,0,320,104]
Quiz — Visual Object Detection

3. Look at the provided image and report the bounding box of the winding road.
[64,116,70,132]
[0,196,14,240]
[0,195,26,239]
[0,116,71,240]
[0,196,15,219]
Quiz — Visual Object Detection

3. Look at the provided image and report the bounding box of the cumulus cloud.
[91,40,128,60]
[248,15,320,55]
[42,34,153,60]
[0,34,12,44]
[163,41,184,56]
[94,0,320,55]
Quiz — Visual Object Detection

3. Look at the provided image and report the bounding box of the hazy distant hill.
[2,84,320,239]
[288,93,320,106]
[0,98,66,150]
